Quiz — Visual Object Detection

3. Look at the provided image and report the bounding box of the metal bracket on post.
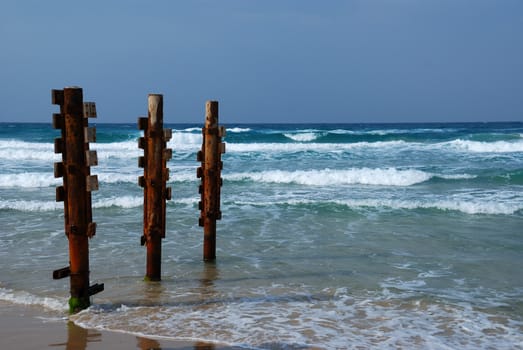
[88,283,104,296]
[83,102,97,118]
[53,266,71,280]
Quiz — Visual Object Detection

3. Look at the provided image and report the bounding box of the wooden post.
[138,94,172,281]
[52,87,103,313]
[197,101,225,261]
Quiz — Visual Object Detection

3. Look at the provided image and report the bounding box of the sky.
[0,0,522,124]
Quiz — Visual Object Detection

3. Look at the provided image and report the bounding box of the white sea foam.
[0,199,60,211]
[0,172,139,188]
[0,168,197,189]
[69,288,523,349]
[0,140,58,161]
[97,173,138,184]
[226,140,408,153]
[0,173,59,188]
[227,127,251,133]
[340,197,522,215]
[93,196,143,209]
[327,128,454,136]
[329,129,357,135]
[178,127,201,132]
[438,174,477,180]
[0,195,198,212]
[92,141,141,159]
[3,137,521,167]
[169,131,202,146]
[225,168,432,187]
[283,132,322,142]
[232,195,522,215]
[0,287,66,312]
[92,195,196,209]
[447,139,523,153]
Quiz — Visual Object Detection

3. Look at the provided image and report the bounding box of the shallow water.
[1,122,522,349]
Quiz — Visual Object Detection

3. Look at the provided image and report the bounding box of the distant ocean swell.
[2,134,523,157]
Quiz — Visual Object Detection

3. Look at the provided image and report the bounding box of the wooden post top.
[148,94,163,127]
[205,101,219,128]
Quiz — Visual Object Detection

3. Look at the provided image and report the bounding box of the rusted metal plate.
[52,113,64,129]
[163,128,172,142]
[163,148,172,161]
[84,127,96,143]
[85,150,98,166]
[83,102,97,118]
[138,175,146,188]
[138,156,145,168]
[87,283,104,296]
[87,222,97,238]
[137,117,148,130]
[55,186,65,202]
[51,89,64,105]
[219,126,226,137]
[54,162,64,178]
[138,137,146,149]
[52,266,70,280]
[86,175,99,192]
[54,137,63,154]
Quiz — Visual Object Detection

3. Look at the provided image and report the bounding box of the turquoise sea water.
[1,122,522,349]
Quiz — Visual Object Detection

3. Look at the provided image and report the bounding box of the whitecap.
[0,140,57,161]
[447,139,523,153]
[227,127,251,133]
[93,196,143,209]
[0,200,60,212]
[225,168,432,187]
[225,140,408,153]
[0,173,59,188]
[283,132,321,142]
[231,196,522,216]
[178,127,201,132]
[332,198,522,215]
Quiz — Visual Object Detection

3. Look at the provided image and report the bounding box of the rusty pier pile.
[51,87,104,313]
[197,101,226,261]
[138,94,172,281]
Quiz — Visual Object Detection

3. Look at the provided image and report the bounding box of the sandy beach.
[0,303,237,350]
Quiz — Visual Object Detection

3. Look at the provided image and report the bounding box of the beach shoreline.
[0,302,237,350]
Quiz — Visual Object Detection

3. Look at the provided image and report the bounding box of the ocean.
[0,122,522,349]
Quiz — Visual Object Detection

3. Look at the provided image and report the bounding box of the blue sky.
[1,0,522,123]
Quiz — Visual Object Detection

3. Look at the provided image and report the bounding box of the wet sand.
[0,303,238,350]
